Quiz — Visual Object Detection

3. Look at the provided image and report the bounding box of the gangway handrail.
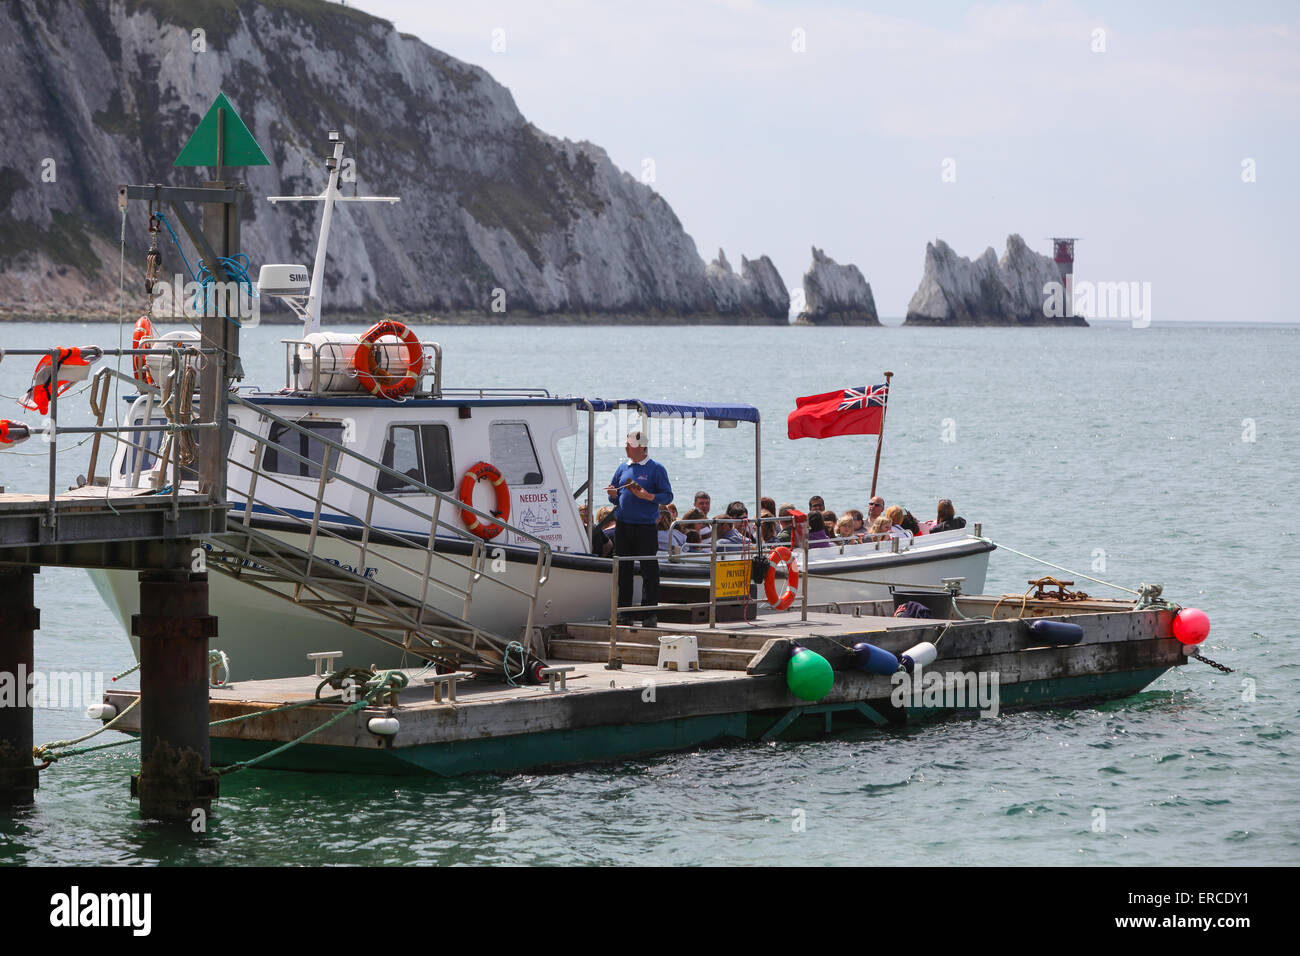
[207,393,553,670]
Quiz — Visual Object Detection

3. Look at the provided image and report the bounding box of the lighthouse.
[1051,238,1078,318]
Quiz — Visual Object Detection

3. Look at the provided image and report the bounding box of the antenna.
[264,129,399,335]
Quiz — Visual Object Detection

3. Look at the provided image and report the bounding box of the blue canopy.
[584,399,760,424]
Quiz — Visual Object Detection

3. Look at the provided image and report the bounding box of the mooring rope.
[111,661,141,682]
[34,696,141,764]
[976,537,1140,595]
[217,669,408,775]
[35,667,410,768]
[503,641,528,686]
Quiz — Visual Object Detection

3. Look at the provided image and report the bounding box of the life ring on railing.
[763,546,799,611]
[132,316,155,385]
[459,461,510,541]
[352,320,423,399]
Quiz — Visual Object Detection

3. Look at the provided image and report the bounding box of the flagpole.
[869,371,893,499]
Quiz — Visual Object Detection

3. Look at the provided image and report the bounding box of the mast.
[303,136,345,335]
[868,371,893,499]
[266,129,399,335]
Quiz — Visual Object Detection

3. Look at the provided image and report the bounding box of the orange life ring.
[459,461,510,540]
[132,316,155,385]
[763,546,799,611]
[353,320,423,399]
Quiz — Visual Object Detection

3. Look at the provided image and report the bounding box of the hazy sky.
[358,0,1298,323]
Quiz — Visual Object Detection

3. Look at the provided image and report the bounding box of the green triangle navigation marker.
[174,92,270,168]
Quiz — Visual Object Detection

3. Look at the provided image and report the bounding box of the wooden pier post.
[0,566,40,806]
[130,568,219,822]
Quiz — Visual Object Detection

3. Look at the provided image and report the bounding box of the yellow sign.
[714,560,751,598]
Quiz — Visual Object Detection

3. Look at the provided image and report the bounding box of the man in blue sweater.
[606,429,674,626]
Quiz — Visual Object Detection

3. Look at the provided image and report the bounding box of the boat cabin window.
[378,424,453,493]
[490,422,543,486]
[262,420,345,479]
[119,415,167,476]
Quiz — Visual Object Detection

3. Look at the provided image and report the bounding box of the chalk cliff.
[795,246,879,325]
[0,0,788,323]
[705,249,791,319]
[904,234,1087,326]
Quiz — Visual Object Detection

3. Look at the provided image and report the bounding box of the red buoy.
[1172,607,1211,645]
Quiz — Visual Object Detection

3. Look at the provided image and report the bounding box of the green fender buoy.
[786,644,834,701]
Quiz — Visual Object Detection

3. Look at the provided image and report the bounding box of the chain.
[143,208,161,316]
[1191,651,1234,673]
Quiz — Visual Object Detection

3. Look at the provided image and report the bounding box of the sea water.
[0,320,1295,866]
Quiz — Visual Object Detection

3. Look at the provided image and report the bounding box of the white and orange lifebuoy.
[459,461,510,541]
[132,316,155,385]
[763,546,799,611]
[352,320,423,399]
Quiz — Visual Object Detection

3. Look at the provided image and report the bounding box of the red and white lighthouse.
[1051,238,1078,318]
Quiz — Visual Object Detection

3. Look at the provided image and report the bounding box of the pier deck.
[0,485,220,565]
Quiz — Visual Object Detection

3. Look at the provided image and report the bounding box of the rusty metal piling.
[0,566,40,806]
[130,568,219,822]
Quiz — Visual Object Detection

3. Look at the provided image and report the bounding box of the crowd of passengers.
[581,492,966,558]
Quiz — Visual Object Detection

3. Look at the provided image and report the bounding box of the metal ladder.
[203,395,553,676]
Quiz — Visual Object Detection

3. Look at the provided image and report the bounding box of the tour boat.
[85,132,995,681]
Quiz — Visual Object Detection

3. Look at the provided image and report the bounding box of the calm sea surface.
[0,320,1296,866]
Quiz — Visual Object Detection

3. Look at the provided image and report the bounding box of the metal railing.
[599,514,812,665]
[281,337,443,397]
[3,349,216,528]
[213,394,553,671]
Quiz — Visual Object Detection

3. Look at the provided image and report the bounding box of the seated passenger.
[657,505,686,553]
[775,503,796,544]
[808,495,826,514]
[759,509,778,544]
[867,495,885,527]
[678,507,707,551]
[885,505,912,540]
[900,510,921,536]
[715,501,752,549]
[930,499,967,534]
[822,509,837,533]
[848,508,867,540]
[806,510,832,548]
[834,515,856,543]
[592,506,616,557]
[693,491,713,542]
[868,515,892,540]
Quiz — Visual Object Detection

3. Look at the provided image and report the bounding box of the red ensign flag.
[787,384,888,440]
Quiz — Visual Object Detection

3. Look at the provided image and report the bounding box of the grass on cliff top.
[124,0,391,48]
